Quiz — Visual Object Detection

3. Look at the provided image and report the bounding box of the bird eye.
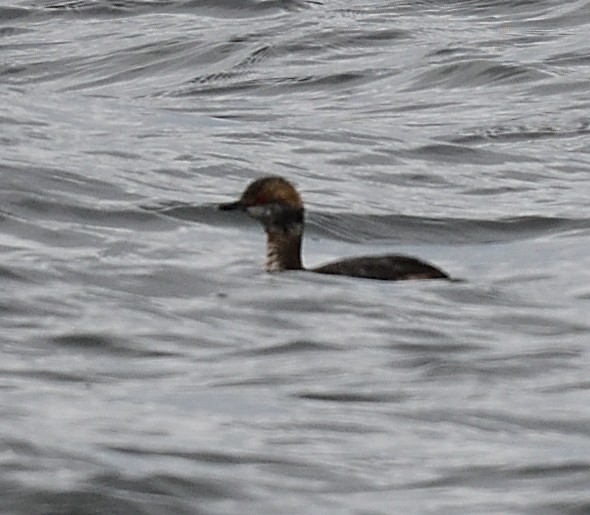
[255,195,267,205]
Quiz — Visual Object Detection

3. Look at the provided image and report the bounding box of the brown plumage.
[219,176,449,281]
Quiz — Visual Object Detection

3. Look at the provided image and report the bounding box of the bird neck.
[265,224,303,271]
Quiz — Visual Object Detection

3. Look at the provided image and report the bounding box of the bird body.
[219,176,449,281]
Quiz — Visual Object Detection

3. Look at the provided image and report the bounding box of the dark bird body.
[219,176,449,281]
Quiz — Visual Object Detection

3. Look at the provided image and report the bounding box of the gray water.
[2,0,590,513]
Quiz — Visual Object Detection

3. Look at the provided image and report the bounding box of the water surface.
[1,0,590,513]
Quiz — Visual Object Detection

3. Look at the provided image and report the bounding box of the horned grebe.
[219,176,449,281]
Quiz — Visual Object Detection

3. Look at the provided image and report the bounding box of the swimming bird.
[219,176,449,281]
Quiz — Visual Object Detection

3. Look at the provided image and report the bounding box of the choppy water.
[2,0,590,513]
